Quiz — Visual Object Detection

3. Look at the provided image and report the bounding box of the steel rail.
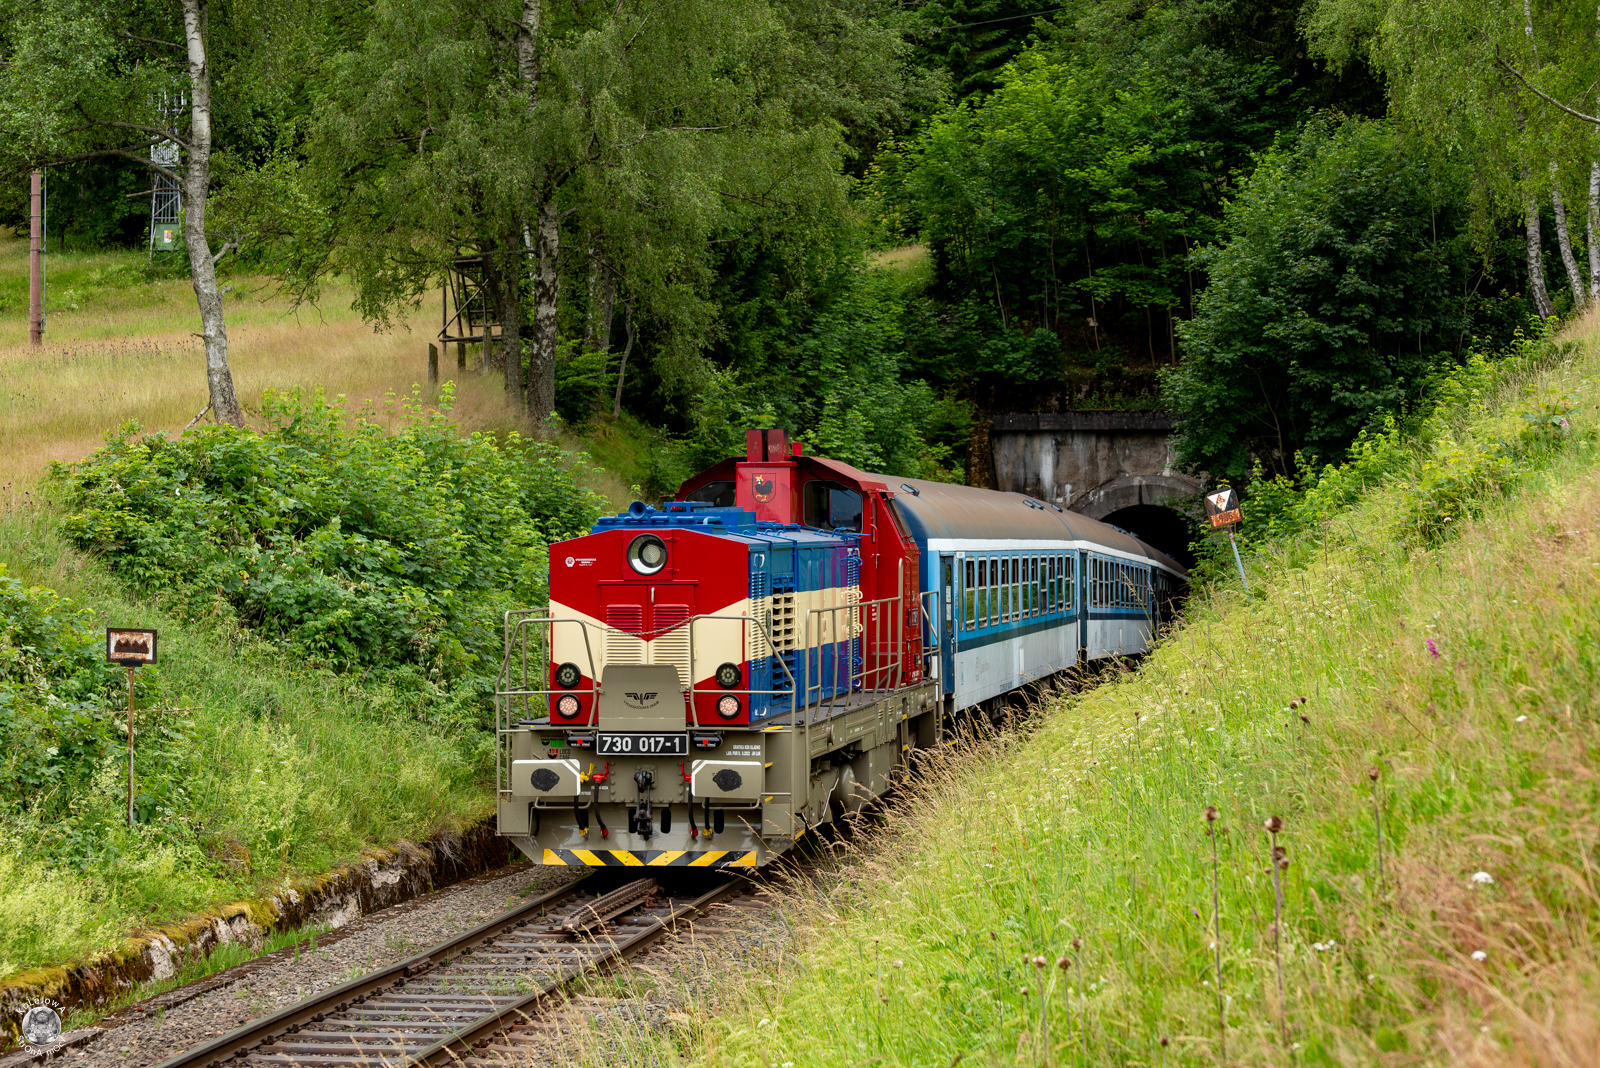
[148,874,742,1068]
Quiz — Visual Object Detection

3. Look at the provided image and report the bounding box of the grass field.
[0,233,643,503]
[650,316,1600,1066]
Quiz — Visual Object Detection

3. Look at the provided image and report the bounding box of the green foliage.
[50,388,605,679]
[686,266,959,480]
[677,321,1600,1068]
[0,569,129,810]
[1191,324,1586,586]
[1167,116,1482,482]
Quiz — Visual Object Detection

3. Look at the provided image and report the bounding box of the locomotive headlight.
[555,694,582,718]
[627,534,668,575]
[716,694,741,719]
[554,662,582,689]
[715,662,741,689]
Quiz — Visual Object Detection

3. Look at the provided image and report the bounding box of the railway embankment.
[674,315,1600,1065]
[0,818,519,1045]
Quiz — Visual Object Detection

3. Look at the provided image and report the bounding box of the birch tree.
[296,0,894,424]
[1307,0,1600,314]
[0,0,298,424]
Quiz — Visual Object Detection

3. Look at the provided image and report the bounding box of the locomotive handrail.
[495,609,600,802]
[801,592,905,721]
[684,612,799,726]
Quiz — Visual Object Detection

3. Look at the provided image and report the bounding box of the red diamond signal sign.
[1204,487,1242,529]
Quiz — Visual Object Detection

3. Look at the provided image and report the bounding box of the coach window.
[1010,558,1020,621]
[964,559,976,630]
[998,558,1009,622]
[982,557,992,627]
[979,559,992,626]
[1032,557,1041,615]
[976,559,987,628]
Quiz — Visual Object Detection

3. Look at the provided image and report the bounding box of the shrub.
[50,387,606,680]
[0,569,129,810]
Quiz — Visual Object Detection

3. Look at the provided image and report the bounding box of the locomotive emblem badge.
[752,474,777,503]
[623,692,659,708]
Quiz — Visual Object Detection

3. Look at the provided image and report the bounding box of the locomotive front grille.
[653,604,692,688]
[605,605,645,666]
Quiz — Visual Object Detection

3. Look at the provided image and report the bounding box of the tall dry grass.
[0,236,559,488]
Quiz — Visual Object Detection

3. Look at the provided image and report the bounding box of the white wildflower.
[1471,950,1488,961]
[1471,872,1494,885]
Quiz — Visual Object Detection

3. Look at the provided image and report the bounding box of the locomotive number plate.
[596,732,688,756]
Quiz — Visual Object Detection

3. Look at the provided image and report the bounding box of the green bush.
[0,569,130,811]
[50,387,606,680]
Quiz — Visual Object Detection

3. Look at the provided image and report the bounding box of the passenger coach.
[495,428,1186,870]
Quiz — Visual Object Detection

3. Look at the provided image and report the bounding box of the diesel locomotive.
[495,428,1186,869]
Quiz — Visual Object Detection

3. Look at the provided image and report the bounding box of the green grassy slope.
[675,318,1600,1066]
[0,504,491,979]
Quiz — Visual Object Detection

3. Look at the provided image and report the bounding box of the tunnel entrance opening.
[1101,504,1196,570]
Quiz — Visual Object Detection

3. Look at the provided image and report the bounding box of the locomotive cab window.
[803,480,862,532]
[684,480,735,508]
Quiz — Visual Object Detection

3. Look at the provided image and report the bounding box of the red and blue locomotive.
[495,428,1184,868]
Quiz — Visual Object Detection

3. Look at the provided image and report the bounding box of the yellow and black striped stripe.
[541,847,757,868]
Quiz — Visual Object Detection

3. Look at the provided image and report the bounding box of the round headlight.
[716,694,741,719]
[627,534,667,575]
[554,662,582,689]
[556,694,581,718]
[715,662,741,689]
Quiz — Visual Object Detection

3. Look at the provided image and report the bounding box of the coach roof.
[881,475,1187,576]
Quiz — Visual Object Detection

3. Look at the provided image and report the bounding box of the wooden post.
[126,665,136,827]
[28,170,43,348]
[428,343,439,384]
[456,341,466,370]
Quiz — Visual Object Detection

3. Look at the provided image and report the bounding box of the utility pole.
[29,170,44,347]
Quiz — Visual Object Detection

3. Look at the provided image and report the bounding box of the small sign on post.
[1202,488,1250,593]
[107,628,157,827]
[1203,488,1242,529]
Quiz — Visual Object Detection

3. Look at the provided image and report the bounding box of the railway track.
[150,873,744,1068]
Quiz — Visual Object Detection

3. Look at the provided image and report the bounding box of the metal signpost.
[106,628,158,826]
[1203,488,1250,593]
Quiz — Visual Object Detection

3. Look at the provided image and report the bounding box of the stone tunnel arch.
[987,412,1204,568]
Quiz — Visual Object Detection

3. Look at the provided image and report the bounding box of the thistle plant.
[1265,815,1289,1045]
[1368,766,1384,895]
[1204,805,1224,1063]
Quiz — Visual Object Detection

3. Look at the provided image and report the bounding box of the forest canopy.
[1,0,1594,493]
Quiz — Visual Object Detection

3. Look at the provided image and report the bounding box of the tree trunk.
[1550,162,1586,308]
[612,300,634,419]
[527,198,560,422]
[1587,160,1599,299]
[181,0,243,427]
[1525,195,1555,319]
[480,233,524,406]
[585,245,616,357]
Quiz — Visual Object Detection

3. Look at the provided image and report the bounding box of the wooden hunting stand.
[434,256,501,382]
